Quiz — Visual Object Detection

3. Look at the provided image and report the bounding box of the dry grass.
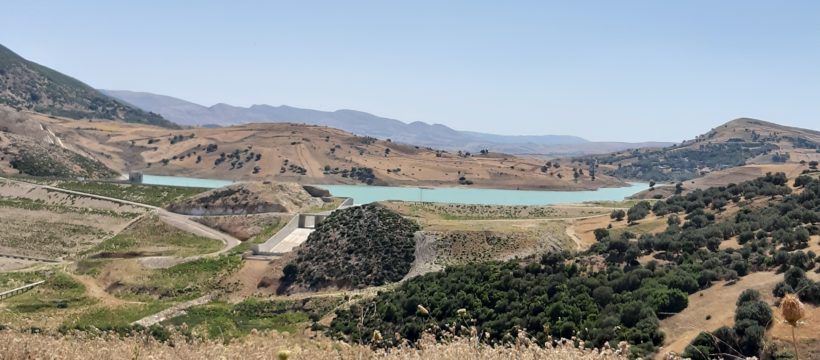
[86,214,224,258]
[769,300,820,360]
[656,271,784,359]
[383,201,612,221]
[0,330,628,360]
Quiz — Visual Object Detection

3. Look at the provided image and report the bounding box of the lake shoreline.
[138,174,634,192]
[138,175,649,206]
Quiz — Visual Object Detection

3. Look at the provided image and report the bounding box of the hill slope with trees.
[575,118,820,183]
[329,173,820,359]
[0,44,175,128]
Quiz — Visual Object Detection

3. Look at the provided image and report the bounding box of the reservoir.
[317,183,648,205]
[140,175,647,206]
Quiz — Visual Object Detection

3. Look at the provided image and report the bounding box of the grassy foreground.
[0,330,628,360]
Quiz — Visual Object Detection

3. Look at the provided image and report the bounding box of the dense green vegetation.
[0,44,176,127]
[55,181,206,207]
[284,204,420,290]
[329,252,687,357]
[329,173,820,358]
[578,142,779,182]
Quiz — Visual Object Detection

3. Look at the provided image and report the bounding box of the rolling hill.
[0,44,176,128]
[101,89,671,155]
[0,107,628,190]
[576,117,820,187]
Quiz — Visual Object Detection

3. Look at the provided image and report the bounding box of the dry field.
[656,272,784,358]
[85,214,224,258]
[570,212,668,250]
[383,201,612,220]
[0,179,144,259]
[658,270,820,360]
[382,202,609,272]
[423,227,569,266]
[0,257,38,271]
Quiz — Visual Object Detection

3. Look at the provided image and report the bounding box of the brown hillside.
[0,108,118,178]
[166,182,322,215]
[0,107,627,190]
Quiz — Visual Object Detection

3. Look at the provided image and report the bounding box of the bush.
[593,228,609,241]
[286,204,420,290]
[627,201,651,223]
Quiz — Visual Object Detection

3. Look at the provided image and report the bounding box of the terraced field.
[0,179,145,258]
[85,215,223,258]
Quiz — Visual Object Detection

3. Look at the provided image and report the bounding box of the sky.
[1,1,819,142]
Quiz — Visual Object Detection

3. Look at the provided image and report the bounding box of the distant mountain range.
[0,44,175,128]
[101,89,671,155]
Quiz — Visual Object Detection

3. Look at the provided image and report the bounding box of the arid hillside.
[0,107,628,190]
[0,107,119,178]
[166,181,323,215]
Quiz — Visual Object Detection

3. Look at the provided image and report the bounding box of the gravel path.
[132,294,214,327]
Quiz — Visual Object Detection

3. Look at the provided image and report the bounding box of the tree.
[610,209,626,221]
[736,289,761,306]
[594,228,610,241]
[282,263,298,282]
[649,287,688,314]
[627,201,651,223]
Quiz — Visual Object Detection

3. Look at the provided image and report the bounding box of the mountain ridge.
[0,44,176,128]
[101,89,671,155]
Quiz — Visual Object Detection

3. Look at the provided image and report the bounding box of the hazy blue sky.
[2,1,819,142]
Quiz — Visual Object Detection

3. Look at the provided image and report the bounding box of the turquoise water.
[141,175,235,189]
[318,183,649,205]
[140,175,647,205]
